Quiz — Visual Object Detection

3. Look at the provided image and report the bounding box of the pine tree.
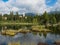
[43,11,49,25]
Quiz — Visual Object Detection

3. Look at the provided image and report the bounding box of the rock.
[55,40,60,45]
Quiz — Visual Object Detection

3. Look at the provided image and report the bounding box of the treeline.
[0,11,60,25]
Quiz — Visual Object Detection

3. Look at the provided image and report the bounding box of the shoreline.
[1,29,51,36]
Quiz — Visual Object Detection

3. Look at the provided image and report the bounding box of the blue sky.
[46,0,57,6]
[2,0,8,2]
[0,0,59,14]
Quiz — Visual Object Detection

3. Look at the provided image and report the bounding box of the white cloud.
[0,0,60,14]
[11,7,19,12]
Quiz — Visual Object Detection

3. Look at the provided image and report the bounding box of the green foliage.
[49,24,60,34]
[0,15,2,21]
[0,11,60,25]
[57,25,60,31]
[50,15,56,24]
[42,11,49,25]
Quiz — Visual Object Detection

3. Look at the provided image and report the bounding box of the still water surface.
[0,32,60,45]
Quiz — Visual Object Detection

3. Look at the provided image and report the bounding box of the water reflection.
[0,32,60,45]
[0,25,60,45]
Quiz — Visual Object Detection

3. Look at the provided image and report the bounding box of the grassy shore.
[1,25,51,36]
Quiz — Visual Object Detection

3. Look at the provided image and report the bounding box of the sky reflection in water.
[0,33,60,45]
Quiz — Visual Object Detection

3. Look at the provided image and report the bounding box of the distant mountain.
[25,11,60,16]
[49,11,60,14]
[25,13,36,16]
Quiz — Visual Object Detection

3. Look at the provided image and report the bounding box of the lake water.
[0,25,60,45]
[0,32,60,45]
